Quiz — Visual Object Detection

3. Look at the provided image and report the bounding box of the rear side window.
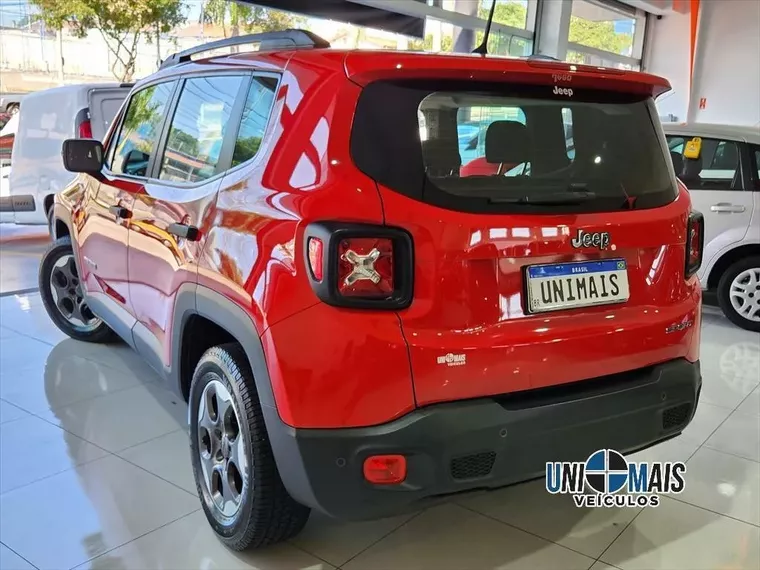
[110,81,175,177]
[351,81,677,213]
[158,75,245,183]
[666,136,741,191]
[232,76,277,167]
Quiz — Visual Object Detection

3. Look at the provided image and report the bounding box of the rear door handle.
[167,223,200,241]
[710,203,746,213]
[108,205,131,218]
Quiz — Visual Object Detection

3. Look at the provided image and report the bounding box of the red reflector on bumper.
[363,454,407,484]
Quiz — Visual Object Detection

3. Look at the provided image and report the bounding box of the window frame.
[103,69,282,190]
[665,134,750,192]
[151,71,253,188]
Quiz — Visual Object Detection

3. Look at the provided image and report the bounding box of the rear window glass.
[351,81,677,213]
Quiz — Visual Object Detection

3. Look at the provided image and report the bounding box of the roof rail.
[160,29,331,69]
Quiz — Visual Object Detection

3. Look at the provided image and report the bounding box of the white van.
[1,83,130,228]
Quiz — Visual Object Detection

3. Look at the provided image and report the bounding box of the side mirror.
[123,149,150,176]
[62,139,104,174]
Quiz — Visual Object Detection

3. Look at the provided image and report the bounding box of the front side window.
[110,81,176,177]
[231,76,278,168]
[751,144,760,190]
[668,136,741,191]
[159,75,245,183]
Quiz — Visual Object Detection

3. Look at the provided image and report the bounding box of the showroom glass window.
[158,75,246,183]
[109,81,176,177]
[231,76,278,167]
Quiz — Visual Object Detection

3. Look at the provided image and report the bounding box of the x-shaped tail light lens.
[338,238,394,297]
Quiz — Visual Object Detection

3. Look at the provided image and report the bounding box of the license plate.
[526,259,629,314]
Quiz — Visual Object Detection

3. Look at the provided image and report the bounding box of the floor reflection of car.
[663,123,760,332]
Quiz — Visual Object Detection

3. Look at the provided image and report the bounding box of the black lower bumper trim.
[267,359,701,520]
[0,195,36,213]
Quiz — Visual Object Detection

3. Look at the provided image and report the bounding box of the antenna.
[472,0,497,55]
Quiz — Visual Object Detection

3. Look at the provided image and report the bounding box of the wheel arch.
[171,284,277,411]
[707,243,760,290]
[50,202,72,240]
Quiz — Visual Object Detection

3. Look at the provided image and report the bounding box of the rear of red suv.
[264,52,702,521]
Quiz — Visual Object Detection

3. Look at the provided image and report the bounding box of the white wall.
[690,0,760,126]
[644,0,760,126]
[644,10,690,121]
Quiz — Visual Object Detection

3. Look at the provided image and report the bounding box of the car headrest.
[670,151,684,177]
[422,139,461,176]
[682,155,702,181]
[485,120,530,165]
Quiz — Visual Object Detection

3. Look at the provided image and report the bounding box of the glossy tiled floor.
[0,292,759,570]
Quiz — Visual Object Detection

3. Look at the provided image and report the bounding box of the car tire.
[38,236,117,343]
[47,208,56,239]
[7,104,19,115]
[717,256,760,332]
[189,343,310,550]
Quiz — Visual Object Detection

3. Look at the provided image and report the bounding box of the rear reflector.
[685,211,704,278]
[338,237,394,297]
[363,455,407,485]
[308,237,323,281]
[78,119,92,139]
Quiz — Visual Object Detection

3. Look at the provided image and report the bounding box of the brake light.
[685,211,704,278]
[308,237,323,281]
[304,222,413,309]
[78,119,92,139]
[338,238,394,297]
[363,455,407,485]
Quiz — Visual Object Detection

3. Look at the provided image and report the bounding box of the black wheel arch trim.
[170,284,320,509]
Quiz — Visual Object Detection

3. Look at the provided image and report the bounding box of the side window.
[698,138,740,190]
[231,76,278,167]
[159,75,245,183]
[752,145,760,191]
[110,82,175,177]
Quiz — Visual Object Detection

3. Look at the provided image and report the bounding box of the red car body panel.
[67,48,700,430]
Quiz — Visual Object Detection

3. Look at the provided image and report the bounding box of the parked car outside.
[1,83,130,231]
[41,30,702,550]
[663,123,760,331]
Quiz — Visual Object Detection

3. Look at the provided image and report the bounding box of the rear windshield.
[351,80,677,213]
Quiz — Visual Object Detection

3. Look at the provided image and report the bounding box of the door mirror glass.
[61,139,103,174]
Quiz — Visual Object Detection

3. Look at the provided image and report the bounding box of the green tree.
[568,16,633,56]
[477,1,527,29]
[409,33,453,53]
[31,0,185,81]
[203,0,305,38]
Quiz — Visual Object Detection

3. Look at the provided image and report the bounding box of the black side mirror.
[62,139,104,174]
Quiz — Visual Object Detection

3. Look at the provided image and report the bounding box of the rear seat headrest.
[485,121,530,165]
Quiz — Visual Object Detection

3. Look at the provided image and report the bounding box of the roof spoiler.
[160,29,331,69]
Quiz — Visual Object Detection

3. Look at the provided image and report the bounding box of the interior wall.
[690,0,760,126]
[643,10,690,121]
[644,0,760,126]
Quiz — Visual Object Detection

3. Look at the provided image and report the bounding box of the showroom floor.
[0,290,759,570]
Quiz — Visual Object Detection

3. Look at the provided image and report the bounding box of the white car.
[663,123,760,332]
[1,83,129,230]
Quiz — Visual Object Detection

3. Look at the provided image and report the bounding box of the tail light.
[78,119,92,139]
[685,211,704,278]
[304,222,413,309]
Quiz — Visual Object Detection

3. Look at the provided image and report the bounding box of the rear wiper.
[489,191,596,206]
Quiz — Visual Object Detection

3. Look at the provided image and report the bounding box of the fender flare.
[171,283,278,409]
[170,284,317,505]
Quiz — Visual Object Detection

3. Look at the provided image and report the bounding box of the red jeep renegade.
[41,30,703,550]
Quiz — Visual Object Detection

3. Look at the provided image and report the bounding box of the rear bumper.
[0,195,36,213]
[268,358,701,520]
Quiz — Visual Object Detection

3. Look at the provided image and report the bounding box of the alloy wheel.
[729,268,760,323]
[197,377,248,518]
[49,254,101,331]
